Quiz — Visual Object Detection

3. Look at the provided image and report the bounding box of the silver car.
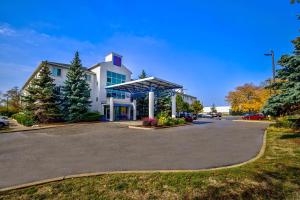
[0,116,9,128]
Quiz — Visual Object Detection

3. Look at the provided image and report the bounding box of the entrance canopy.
[105,77,183,94]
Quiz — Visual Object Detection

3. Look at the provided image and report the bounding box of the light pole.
[6,96,8,115]
[264,50,275,81]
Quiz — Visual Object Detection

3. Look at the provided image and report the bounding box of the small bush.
[80,112,102,122]
[12,112,35,126]
[142,117,157,127]
[177,118,186,124]
[273,116,300,130]
[157,112,186,126]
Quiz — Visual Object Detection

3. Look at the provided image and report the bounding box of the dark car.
[242,113,266,120]
[184,116,193,122]
[209,112,222,118]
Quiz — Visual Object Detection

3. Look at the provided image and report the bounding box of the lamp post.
[264,50,275,81]
[6,96,8,115]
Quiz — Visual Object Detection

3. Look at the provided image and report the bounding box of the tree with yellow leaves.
[226,83,270,114]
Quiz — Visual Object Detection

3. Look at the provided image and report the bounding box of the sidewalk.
[0,119,67,133]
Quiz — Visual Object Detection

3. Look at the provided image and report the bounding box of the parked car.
[192,114,197,120]
[198,113,213,118]
[242,113,266,120]
[209,112,222,118]
[184,116,193,122]
[0,116,9,128]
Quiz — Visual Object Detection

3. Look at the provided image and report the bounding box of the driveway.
[0,119,268,189]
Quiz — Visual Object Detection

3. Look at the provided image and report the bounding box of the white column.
[127,106,131,120]
[109,97,114,122]
[149,91,154,118]
[171,93,176,118]
[132,100,137,120]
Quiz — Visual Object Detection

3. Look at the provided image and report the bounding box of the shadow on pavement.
[192,121,213,125]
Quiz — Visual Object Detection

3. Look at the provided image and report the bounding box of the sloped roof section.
[105,77,183,94]
[22,61,94,90]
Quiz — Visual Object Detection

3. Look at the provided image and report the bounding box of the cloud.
[0,24,16,36]
[0,22,167,92]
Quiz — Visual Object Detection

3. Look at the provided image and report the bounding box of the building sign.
[113,55,122,67]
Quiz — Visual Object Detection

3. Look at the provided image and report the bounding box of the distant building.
[203,106,231,114]
[176,89,197,105]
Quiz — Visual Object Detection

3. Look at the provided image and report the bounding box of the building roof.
[22,61,94,90]
[177,92,197,99]
[105,77,183,94]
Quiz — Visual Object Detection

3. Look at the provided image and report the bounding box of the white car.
[0,116,9,128]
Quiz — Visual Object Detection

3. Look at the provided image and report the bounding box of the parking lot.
[0,119,268,189]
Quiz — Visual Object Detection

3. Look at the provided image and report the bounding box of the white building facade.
[23,52,196,121]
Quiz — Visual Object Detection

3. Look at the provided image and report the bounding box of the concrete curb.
[0,121,103,134]
[0,130,267,192]
[128,123,191,130]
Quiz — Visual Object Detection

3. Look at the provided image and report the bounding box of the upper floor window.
[52,67,61,77]
[113,55,122,67]
[85,74,91,81]
[106,71,126,86]
[106,71,127,99]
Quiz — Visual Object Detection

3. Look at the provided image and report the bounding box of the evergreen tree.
[23,62,60,123]
[136,70,149,118]
[62,51,91,121]
[263,36,300,116]
[155,91,171,116]
[138,69,147,79]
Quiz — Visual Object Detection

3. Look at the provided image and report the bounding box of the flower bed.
[138,112,191,129]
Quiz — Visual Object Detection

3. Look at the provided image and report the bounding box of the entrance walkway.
[0,119,268,189]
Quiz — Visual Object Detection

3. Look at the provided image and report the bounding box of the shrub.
[177,118,186,124]
[12,112,35,126]
[150,118,158,126]
[142,117,157,127]
[80,112,102,122]
[273,116,300,130]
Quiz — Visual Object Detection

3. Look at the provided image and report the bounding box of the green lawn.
[0,127,300,199]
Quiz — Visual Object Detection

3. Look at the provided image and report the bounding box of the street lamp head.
[264,53,272,56]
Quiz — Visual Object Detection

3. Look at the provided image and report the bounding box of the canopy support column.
[149,91,154,118]
[133,100,137,120]
[171,93,176,118]
[109,97,114,122]
[127,106,131,120]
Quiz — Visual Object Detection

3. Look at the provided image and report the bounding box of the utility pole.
[264,50,275,81]
[6,96,8,115]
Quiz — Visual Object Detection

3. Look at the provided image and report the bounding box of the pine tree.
[22,62,61,123]
[138,69,147,79]
[263,36,300,116]
[62,51,91,121]
[155,91,171,116]
[136,70,149,118]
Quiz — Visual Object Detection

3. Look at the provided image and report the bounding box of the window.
[52,67,61,77]
[106,71,127,99]
[85,74,91,81]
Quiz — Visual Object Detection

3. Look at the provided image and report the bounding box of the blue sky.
[0,1,299,106]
